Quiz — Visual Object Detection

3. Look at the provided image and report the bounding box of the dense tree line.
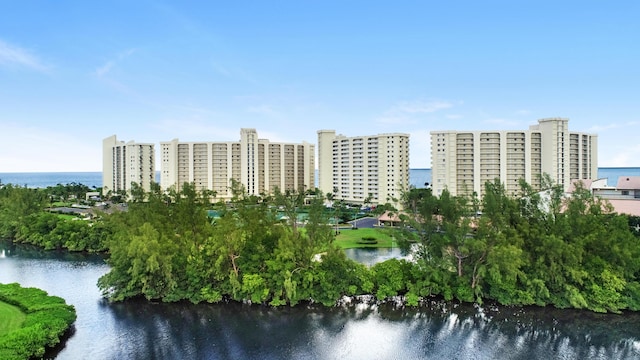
[97,182,370,306]
[0,184,109,251]
[396,178,640,313]
[0,283,77,360]
[95,178,640,313]
[2,178,640,313]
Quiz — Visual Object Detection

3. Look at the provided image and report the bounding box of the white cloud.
[212,62,233,77]
[211,62,257,84]
[587,121,639,133]
[0,39,49,72]
[606,144,640,167]
[375,99,456,126]
[92,48,154,104]
[94,48,136,78]
[95,61,115,77]
[247,105,279,117]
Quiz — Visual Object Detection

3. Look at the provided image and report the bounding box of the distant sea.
[0,172,161,189]
[0,168,638,189]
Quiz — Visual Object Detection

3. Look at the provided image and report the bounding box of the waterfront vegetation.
[334,228,397,249]
[0,283,77,360]
[0,183,109,252]
[1,178,640,313]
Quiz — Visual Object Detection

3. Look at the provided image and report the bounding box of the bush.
[357,236,378,245]
[0,283,76,359]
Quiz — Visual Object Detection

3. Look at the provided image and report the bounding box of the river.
[1,241,639,360]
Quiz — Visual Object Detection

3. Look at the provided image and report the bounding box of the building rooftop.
[606,199,640,217]
[568,178,611,193]
[616,176,640,190]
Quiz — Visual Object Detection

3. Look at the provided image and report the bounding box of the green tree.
[273,187,305,238]
[475,180,527,303]
[0,185,48,238]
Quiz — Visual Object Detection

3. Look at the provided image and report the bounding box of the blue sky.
[1,1,639,172]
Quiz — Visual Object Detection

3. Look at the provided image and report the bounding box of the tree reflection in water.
[103,297,640,360]
[1,240,639,360]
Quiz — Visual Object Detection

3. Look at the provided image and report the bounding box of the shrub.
[0,283,76,359]
[357,236,378,245]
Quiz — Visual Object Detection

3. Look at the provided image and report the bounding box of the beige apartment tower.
[102,135,155,196]
[317,130,410,206]
[160,128,315,199]
[430,118,598,197]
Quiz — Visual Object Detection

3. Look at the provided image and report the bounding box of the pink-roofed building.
[605,199,640,217]
[568,178,609,194]
[616,176,640,200]
[591,176,640,216]
[568,176,640,216]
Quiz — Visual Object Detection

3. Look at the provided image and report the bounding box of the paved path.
[349,217,378,228]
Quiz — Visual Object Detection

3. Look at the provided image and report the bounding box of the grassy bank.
[334,228,398,249]
[0,301,26,336]
[0,283,76,360]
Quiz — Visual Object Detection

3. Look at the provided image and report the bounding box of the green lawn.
[57,214,81,221]
[0,300,26,336]
[334,228,398,249]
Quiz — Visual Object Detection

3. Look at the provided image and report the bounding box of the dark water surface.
[1,241,639,360]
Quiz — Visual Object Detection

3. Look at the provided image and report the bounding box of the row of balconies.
[457,167,474,173]
[479,152,501,159]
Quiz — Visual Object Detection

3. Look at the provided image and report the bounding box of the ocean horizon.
[1,167,639,190]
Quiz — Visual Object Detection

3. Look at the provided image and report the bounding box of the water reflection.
[344,247,410,266]
[89,299,640,360]
[1,240,639,360]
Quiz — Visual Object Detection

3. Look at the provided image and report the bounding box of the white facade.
[102,135,155,196]
[317,130,410,206]
[430,118,598,197]
[160,128,314,199]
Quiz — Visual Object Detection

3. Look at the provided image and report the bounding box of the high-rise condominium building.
[160,128,315,199]
[102,135,156,196]
[430,118,598,197]
[317,130,410,206]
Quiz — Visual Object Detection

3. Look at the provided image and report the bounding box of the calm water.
[1,168,636,190]
[344,247,411,267]
[1,241,640,360]
[0,172,159,189]
[0,172,104,189]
